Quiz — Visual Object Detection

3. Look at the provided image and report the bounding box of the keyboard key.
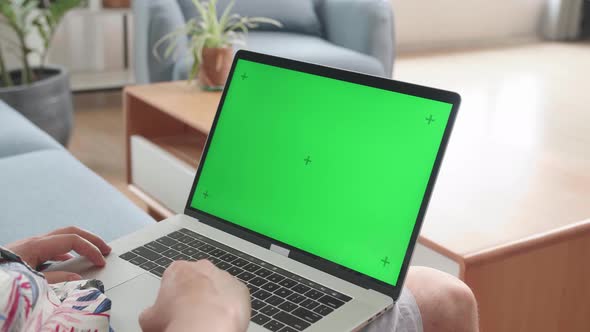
[317,294,345,309]
[262,282,280,292]
[286,293,305,304]
[139,261,158,271]
[247,285,260,295]
[279,278,297,289]
[261,305,280,317]
[253,290,272,300]
[172,254,191,261]
[268,273,285,283]
[207,257,220,264]
[209,248,226,257]
[252,314,271,326]
[313,304,334,316]
[300,299,319,310]
[250,277,267,287]
[220,253,237,262]
[232,258,249,267]
[263,320,285,331]
[171,243,188,251]
[266,295,284,306]
[119,252,137,261]
[151,266,165,277]
[179,228,199,238]
[243,263,261,273]
[305,290,323,300]
[167,231,184,239]
[292,284,311,294]
[129,256,147,266]
[278,301,298,312]
[156,236,177,246]
[292,307,322,323]
[199,244,216,253]
[328,290,352,302]
[278,327,298,332]
[132,247,161,261]
[227,266,243,276]
[255,267,272,278]
[154,257,173,268]
[237,271,255,282]
[191,252,209,260]
[145,241,167,253]
[216,261,232,270]
[177,235,195,244]
[188,239,204,248]
[161,249,179,258]
[252,298,266,310]
[181,247,199,256]
[274,311,310,331]
[274,287,293,298]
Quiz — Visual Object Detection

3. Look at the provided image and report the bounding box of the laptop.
[50,50,460,331]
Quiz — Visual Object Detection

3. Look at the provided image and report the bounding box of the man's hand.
[5,226,111,283]
[140,260,250,332]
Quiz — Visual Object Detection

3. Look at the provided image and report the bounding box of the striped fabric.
[0,247,112,332]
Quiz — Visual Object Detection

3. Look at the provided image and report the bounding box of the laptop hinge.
[270,244,290,257]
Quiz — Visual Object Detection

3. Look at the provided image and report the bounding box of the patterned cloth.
[0,247,112,332]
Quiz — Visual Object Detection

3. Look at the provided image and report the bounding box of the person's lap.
[361,288,423,332]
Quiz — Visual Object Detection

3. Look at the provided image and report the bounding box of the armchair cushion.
[177,0,322,36]
[173,32,386,80]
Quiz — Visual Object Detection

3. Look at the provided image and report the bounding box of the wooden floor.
[68,42,590,232]
[69,91,146,210]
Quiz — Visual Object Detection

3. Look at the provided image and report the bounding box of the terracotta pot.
[199,47,234,91]
[102,0,131,8]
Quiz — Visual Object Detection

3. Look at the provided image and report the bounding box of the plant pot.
[199,47,234,91]
[102,0,131,8]
[0,66,74,146]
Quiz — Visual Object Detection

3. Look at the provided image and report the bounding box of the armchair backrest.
[176,0,323,37]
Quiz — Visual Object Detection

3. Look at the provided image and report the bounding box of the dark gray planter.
[0,65,74,146]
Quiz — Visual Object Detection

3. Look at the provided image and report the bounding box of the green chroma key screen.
[191,59,453,286]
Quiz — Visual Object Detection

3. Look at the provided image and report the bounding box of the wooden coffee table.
[123,81,590,332]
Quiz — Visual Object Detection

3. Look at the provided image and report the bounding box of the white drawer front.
[410,242,460,277]
[131,135,196,213]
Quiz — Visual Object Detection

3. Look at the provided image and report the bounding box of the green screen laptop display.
[190,59,453,286]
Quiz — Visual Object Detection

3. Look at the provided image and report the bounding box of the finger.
[44,271,82,283]
[51,253,75,261]
[35,234,107,267]
[47,226,111,255]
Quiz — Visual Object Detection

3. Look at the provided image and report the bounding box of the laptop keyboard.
[119,228,352,331]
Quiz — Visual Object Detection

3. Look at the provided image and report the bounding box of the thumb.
[43,271,82,284]
[139,305,163,332]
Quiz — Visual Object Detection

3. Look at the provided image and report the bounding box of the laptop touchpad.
[106,273,160,332]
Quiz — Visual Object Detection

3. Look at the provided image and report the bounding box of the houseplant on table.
[154,0,281,91]
[0,0,82,146]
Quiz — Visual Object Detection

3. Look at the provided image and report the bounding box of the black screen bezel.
[184,50,460,300]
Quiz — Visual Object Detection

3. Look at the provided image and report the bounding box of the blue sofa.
[0,100,153,245]
[133,0,395,84]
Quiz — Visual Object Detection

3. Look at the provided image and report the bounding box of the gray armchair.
[133,0,395,84]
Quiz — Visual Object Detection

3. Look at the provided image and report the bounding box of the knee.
[406,266,478,332]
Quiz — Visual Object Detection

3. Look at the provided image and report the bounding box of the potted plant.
[0,0,82,146]
[154,0,281,91]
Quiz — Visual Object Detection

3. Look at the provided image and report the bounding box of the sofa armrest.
[318,0,395,77]
[133,0,188,84]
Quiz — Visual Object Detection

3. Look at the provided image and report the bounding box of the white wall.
[391,0,547,52]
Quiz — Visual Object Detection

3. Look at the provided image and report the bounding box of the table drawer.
[131,135,196,213]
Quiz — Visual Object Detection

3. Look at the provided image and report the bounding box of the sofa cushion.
[0,100,62,159]
[173,32,386,80]
[0,150,153,245]
[177,0,322,36]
